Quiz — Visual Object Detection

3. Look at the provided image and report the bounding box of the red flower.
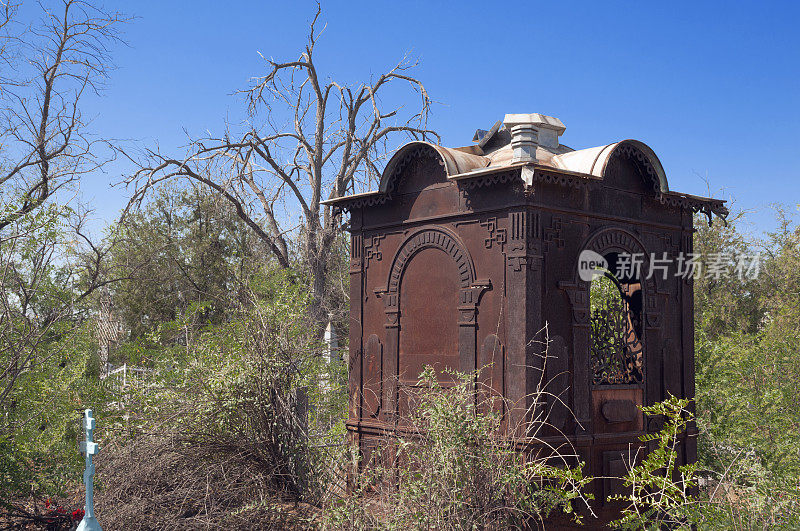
[71,508,85,521]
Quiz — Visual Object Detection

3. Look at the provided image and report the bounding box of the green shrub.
[94,268,348,527]
[608,394,800,530]
[608,395,700,529]
[324,366,593,530]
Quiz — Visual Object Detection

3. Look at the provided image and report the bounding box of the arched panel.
[379,141,489,195]
[550,139,669,193]
[602,150,651,194]
[393,151,448,195]
[559,227,666,437]
[383,227,486,421]
[398,247,460,384]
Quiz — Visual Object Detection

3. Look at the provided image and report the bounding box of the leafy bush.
[0,201,115,499]
[94,268,348,527]
[692,207,800,528]
[608,395,699,529]
[324,366,593,529]
[608,393,800,530]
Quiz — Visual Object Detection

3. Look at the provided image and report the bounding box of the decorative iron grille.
[589,278,644,386]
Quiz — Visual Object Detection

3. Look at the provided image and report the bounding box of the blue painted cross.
[77,409,103,531]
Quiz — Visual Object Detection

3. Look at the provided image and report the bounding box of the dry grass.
[92,430,313,530]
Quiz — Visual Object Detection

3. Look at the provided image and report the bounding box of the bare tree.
[0,0,127,230]
[0,0,128,425]
[124,5,438,329]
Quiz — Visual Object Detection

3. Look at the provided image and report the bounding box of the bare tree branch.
[0,0,129,426]
[0,0,129,230]
[122,3,438,326]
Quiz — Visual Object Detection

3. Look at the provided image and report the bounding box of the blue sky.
[79,0,799,234]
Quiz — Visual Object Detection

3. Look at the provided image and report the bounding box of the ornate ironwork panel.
[589,277,644,385]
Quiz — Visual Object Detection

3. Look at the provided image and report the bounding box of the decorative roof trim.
[457,169,520,190]
[550,139,669,193]
[378,141,489,193]
[658,191,729,224]
[323,138,726,223]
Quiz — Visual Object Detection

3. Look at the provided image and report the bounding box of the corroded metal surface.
[337,114,709,526]
[324,130,723,223]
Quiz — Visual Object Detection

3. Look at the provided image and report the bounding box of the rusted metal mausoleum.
[323,113,726,524]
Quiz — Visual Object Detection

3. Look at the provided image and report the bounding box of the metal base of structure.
[76,515,103,531]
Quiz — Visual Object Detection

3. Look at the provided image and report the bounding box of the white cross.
[77,409,103,531]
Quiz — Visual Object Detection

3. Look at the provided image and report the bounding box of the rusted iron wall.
[344,143,696,525]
